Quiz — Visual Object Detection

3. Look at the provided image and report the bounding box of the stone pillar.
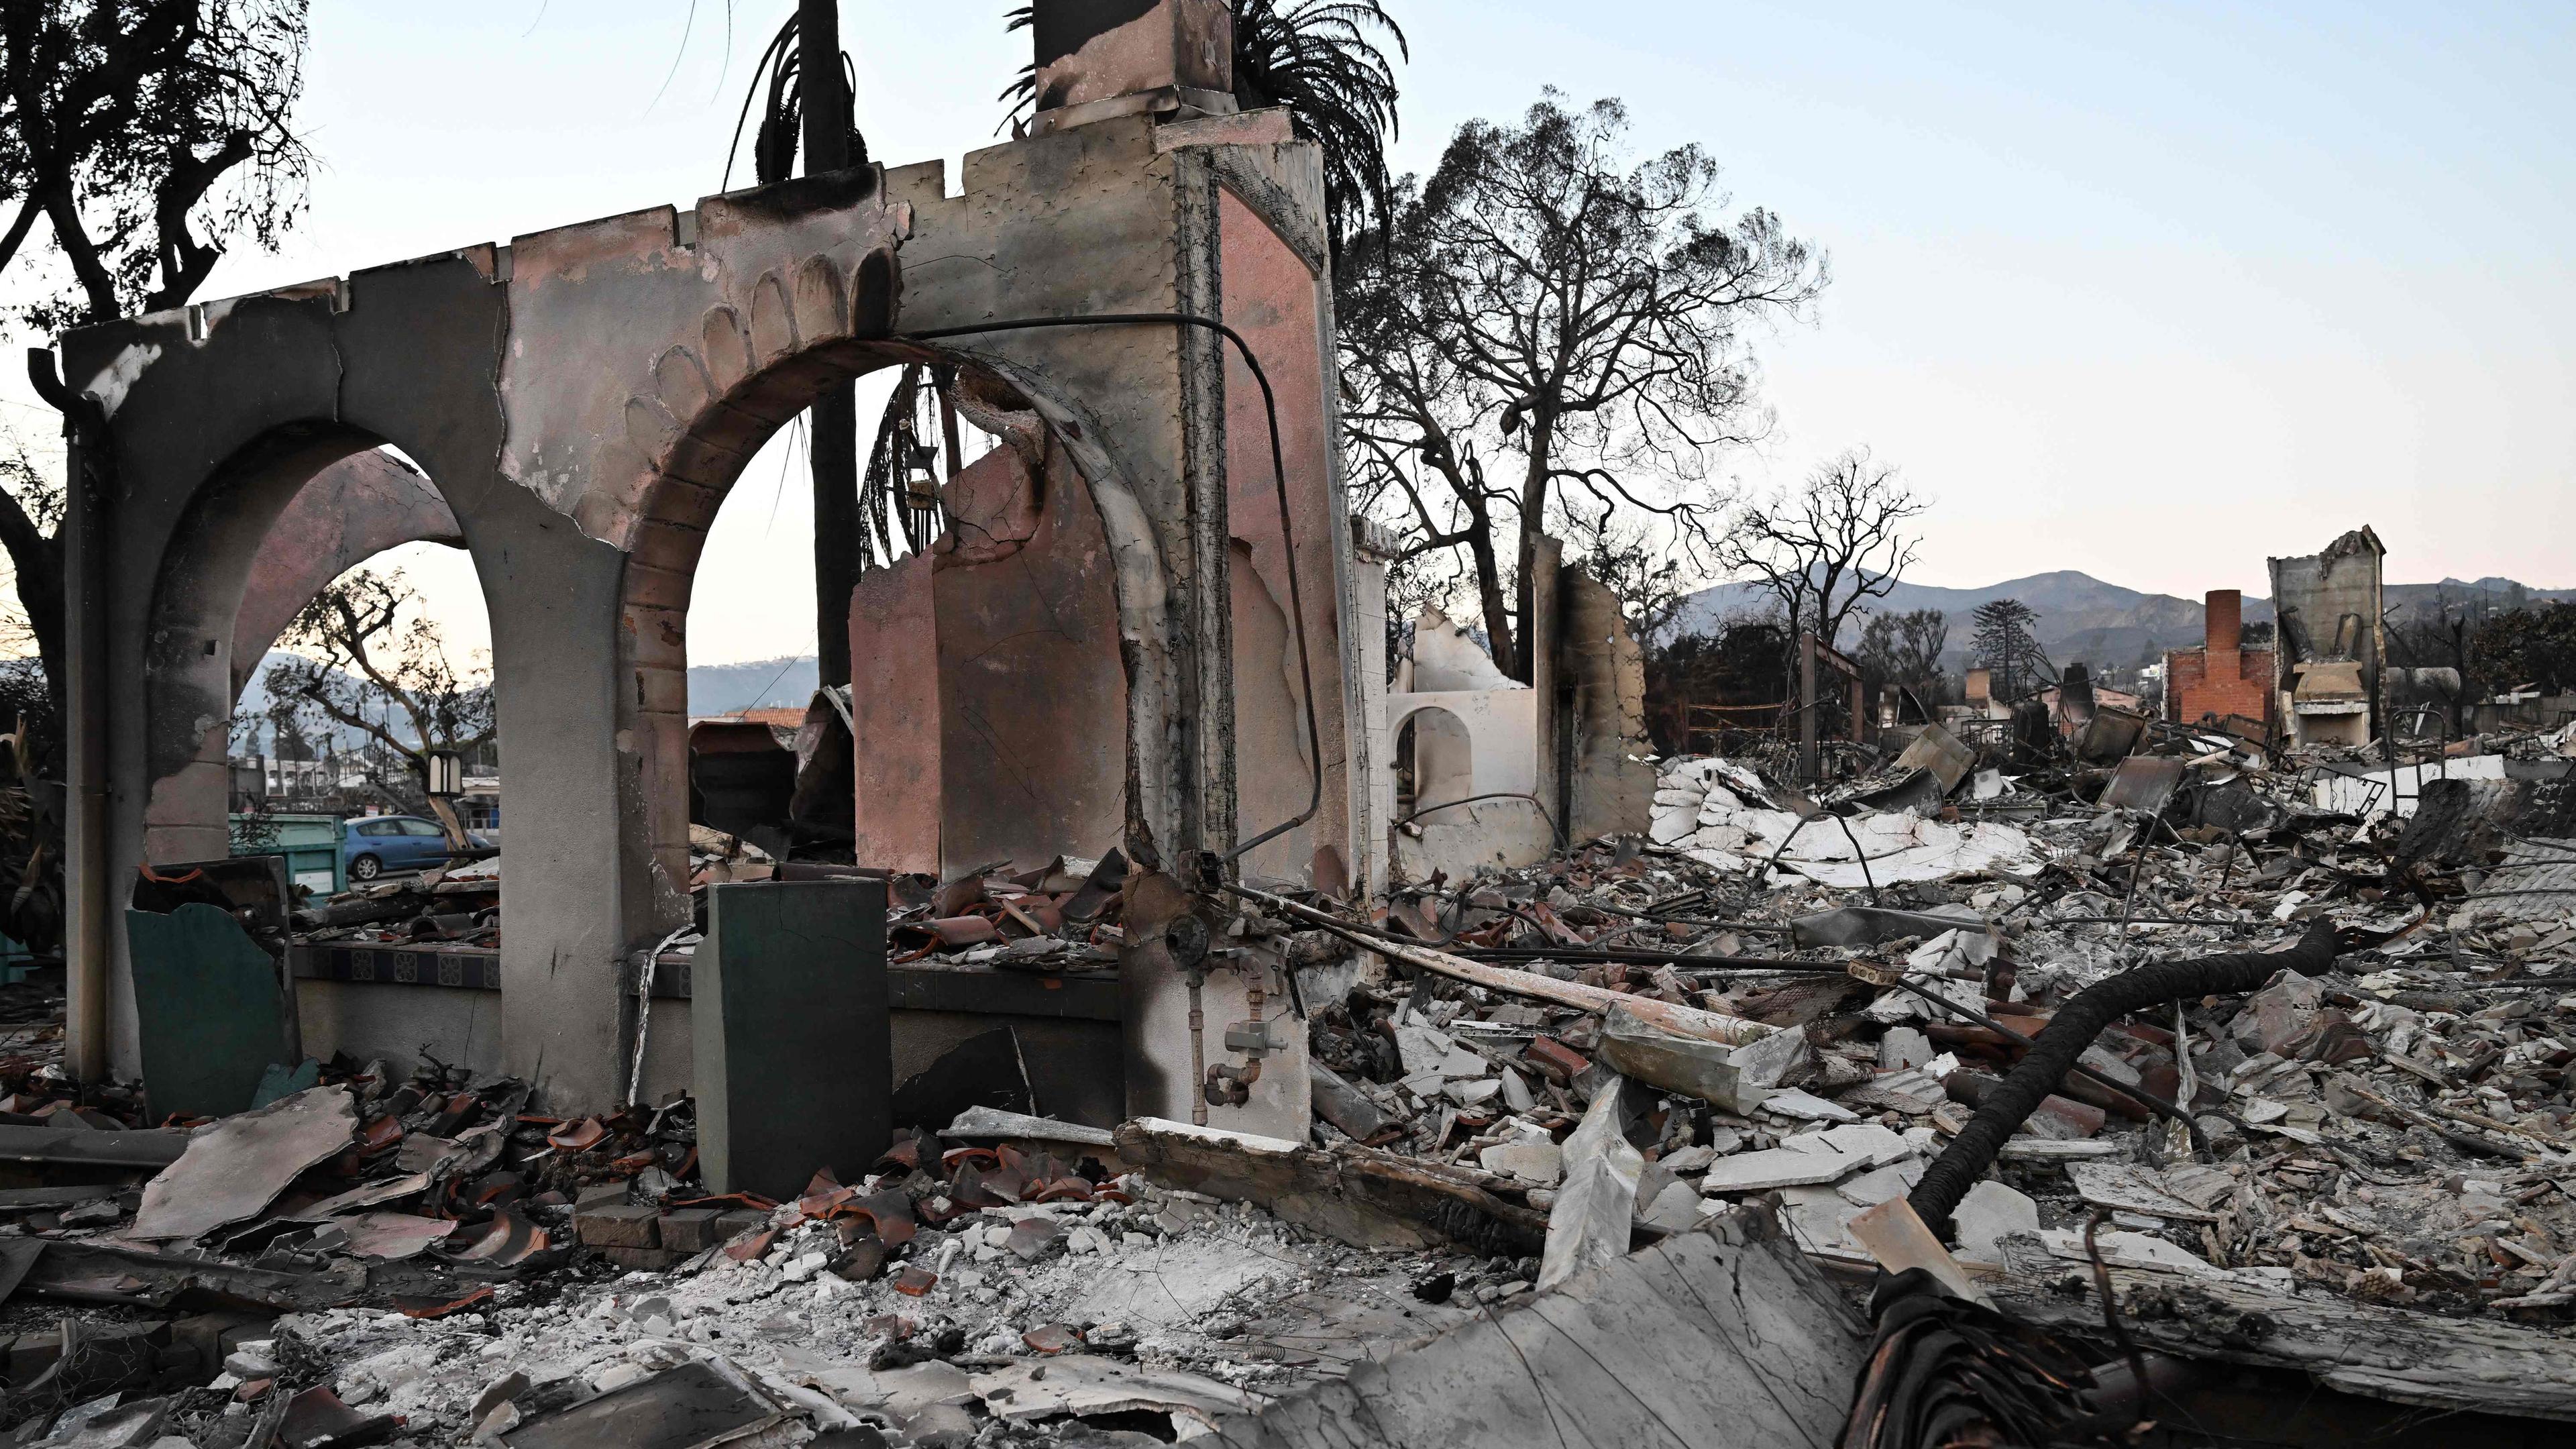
[485,488,643,1114]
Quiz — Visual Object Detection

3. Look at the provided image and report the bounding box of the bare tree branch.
[1340,93,1824,679]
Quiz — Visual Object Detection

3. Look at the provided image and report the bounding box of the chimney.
[2205,589,2242,655]
[1028,0,1234,119]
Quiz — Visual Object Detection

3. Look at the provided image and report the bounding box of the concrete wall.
[932,439,1130,875]
[63,109,1353,1112]
[1218,186,1348,884]
[2269,529,2386,747]
[1556,570,1654,842]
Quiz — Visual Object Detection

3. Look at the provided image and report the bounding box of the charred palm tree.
[1001,2,1406,258]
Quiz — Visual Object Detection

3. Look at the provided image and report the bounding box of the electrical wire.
[901,314,1323,869]
[1393,791,1562,849]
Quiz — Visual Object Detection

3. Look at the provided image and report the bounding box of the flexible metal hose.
[1907,917,2347,1236]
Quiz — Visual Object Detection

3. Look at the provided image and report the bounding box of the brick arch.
[138,426,486,866]
[608,280,1177,918]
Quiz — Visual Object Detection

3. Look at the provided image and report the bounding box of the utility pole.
[802,0,859,689]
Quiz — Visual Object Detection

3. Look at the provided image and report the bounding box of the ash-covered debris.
[26,716,2576,1445]
[1295,722,2576,1326]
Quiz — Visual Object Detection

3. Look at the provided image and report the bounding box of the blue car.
[340,816,492,882]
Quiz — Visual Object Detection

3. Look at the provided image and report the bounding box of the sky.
[5,1,2569,666]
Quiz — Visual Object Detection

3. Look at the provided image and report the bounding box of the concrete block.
[574,1203,660,1249]
[1953,1180,2039,1263]
[599,1246,682,1273]
[714,1209,769,1242]
[658,1207,727,1252]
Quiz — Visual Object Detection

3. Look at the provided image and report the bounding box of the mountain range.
[244,568,2576,734]
[1674,572,2576,671]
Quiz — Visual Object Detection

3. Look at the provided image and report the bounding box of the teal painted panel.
[126,904,295,1120]
[695,881,890,1199]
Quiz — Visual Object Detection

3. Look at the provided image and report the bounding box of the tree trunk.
[802,0,859,689]
[1509,417,1556,683]
[1465,529,1513,675]
[425,794,468,852]
[0,485,66,728]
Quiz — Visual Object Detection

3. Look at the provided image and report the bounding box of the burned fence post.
[694,879,891,1199]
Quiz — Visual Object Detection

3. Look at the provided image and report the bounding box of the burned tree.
[1857,606,1949,702]
[1711,449,1926,676]
[262,569,493,846]
[0,0,312,717]
[1970,597,2049,706]
[1344,95,1825,680]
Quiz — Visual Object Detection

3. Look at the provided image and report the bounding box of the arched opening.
[229,451,498,853]
[142,435,466,843]
[131,432,506,1086]
[1393,705,1475,823]
[617,325,1152,926]
[144,437,499,874]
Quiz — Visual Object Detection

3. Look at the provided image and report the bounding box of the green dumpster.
[231,813,344,896]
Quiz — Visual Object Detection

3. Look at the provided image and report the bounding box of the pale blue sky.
[12,2,2569,663]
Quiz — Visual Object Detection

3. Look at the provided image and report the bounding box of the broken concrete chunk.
[1780,1122,1914,1171]
[1636,1179,1705,1231]
[1536,1079,1642,1291]
[2037,1228,2219,1277]
[1699,1148,1860,1195]
[1994,1139,2127,1162]
[1396,1024,1489,1081]
[940,1106,1119,1148]
[1951,1179,2040,1263]
[2067,1162,2221,1223]
[1309,1061,1390,1142]
[1758,1088,1861,1124]
[1443,1077,1504,1108]
[1477,1140,1563,1185]
[1596,1002,1785,1113]
[131,1086,358,1243]
[1878,1026,1933,1071]
[1834,1160,1923,1209]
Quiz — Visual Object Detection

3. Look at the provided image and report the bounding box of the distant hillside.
[1675,570,2575,671]
[688,656,818,717]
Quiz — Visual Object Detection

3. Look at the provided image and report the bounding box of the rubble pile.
[288,858,501,949]
[881,853,1129,974]
[23,718,2576,1443]
[1303,722,2576,1334]
[0,1091,1483,1446]
[262,1161,1470,1447]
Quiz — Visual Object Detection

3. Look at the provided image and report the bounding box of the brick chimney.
[1028,0,1234,118]
[2205,589,2242,655]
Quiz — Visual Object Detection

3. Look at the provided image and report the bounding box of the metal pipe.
[1187,970,1208,1127]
